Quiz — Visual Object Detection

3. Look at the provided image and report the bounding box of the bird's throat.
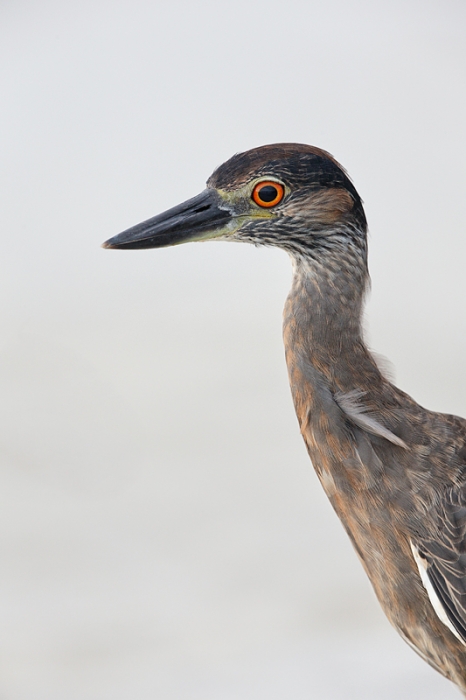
[283,254,381,402]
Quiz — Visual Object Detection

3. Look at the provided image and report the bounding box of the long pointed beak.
[102,189,234,250]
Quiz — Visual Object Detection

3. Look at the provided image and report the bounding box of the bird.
[103,143,466,694]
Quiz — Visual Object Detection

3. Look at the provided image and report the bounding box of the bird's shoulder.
[336,382,466,485]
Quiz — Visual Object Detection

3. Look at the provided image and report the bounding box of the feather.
[335,389,408,449]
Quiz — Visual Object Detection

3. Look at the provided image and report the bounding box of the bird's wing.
[336,387,466,644]
[412,485,466,645]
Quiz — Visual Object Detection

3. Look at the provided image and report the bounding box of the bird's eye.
[252,181,284,208]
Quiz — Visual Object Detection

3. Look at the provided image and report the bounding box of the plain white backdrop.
[1,1,465,697]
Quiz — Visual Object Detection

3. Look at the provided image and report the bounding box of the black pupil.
[258,185,278,202]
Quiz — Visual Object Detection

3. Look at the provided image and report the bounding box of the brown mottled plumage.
[104,144,466,694]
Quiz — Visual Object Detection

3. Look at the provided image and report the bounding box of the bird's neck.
[283,251,383,400]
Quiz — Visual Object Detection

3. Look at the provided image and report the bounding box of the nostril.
[192,204,210,213]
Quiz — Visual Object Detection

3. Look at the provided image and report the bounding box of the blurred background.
[1,1,465,698]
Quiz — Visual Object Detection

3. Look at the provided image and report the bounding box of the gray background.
[1,1,465,698]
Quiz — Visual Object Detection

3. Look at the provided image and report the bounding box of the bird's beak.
[102,189,236,250]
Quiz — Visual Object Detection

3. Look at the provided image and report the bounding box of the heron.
[104,143,466,694]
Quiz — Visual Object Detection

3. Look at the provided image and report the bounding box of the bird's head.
[103,144,367,262]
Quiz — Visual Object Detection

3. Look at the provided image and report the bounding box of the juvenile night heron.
[104,144,466,694]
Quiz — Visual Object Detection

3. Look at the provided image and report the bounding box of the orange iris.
[252,181,285,208]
